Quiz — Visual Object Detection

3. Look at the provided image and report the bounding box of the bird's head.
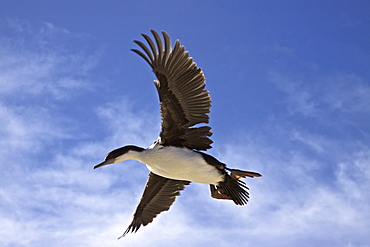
[93,145,145,169]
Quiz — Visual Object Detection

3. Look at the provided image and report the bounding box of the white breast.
[137,145,223,185]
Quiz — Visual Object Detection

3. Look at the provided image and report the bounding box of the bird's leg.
[227,168,262,179]
[209,184,232,200]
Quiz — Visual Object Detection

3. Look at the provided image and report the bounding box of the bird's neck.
[115,145,145,163]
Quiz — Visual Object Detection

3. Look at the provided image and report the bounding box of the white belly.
[137,145,223,184]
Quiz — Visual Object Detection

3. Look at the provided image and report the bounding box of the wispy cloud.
[0,103,68,155]
[0,20,103,153]
[1,19,369,247]
[0,20,109,246]
[0,19,101,100]
[214,134,370,246]
[95,98,160,148]
[270,71,370,119]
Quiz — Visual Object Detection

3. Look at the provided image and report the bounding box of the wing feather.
[119,172,190,238]
[142,34,157,58]
[131,49,152,66]
[132,30,213,150]
[133,40,154,65]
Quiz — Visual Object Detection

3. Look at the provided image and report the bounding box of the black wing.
[132,30,213,150]
[119,172,190,238]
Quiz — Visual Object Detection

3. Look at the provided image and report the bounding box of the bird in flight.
[94,30,261,239]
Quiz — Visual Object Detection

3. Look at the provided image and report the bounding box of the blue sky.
[1,1,369,246]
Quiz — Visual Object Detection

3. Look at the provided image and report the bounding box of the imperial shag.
[94,30,261,238]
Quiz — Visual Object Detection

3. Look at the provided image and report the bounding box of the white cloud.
[1,20,369,247]
[95,98,160,148]
[270,71,370,120]
[0,20,104,156]
[2,97,369,246]
[0,19,101,100]
[0,103,68,155]
[207,129,370,246]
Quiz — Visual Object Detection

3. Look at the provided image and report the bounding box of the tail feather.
[217,176,250,205]
[227,168,262,179]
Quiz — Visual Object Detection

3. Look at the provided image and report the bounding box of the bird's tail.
[215,169,261,205]
[216,176,250,205]
[227,168,262,179]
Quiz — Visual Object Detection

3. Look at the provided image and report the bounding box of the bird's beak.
[93,158,114,169]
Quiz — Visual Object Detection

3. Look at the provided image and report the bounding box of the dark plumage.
[94,30,261,239]
[132,30,212,150]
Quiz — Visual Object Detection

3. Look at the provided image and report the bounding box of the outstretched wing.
[119,172,190,238]
[132,30,213,150]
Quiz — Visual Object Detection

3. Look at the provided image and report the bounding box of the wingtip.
[117,228,130,240]
[150,29,158,36]
[117,233,126,240]
[161,30,169,38]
